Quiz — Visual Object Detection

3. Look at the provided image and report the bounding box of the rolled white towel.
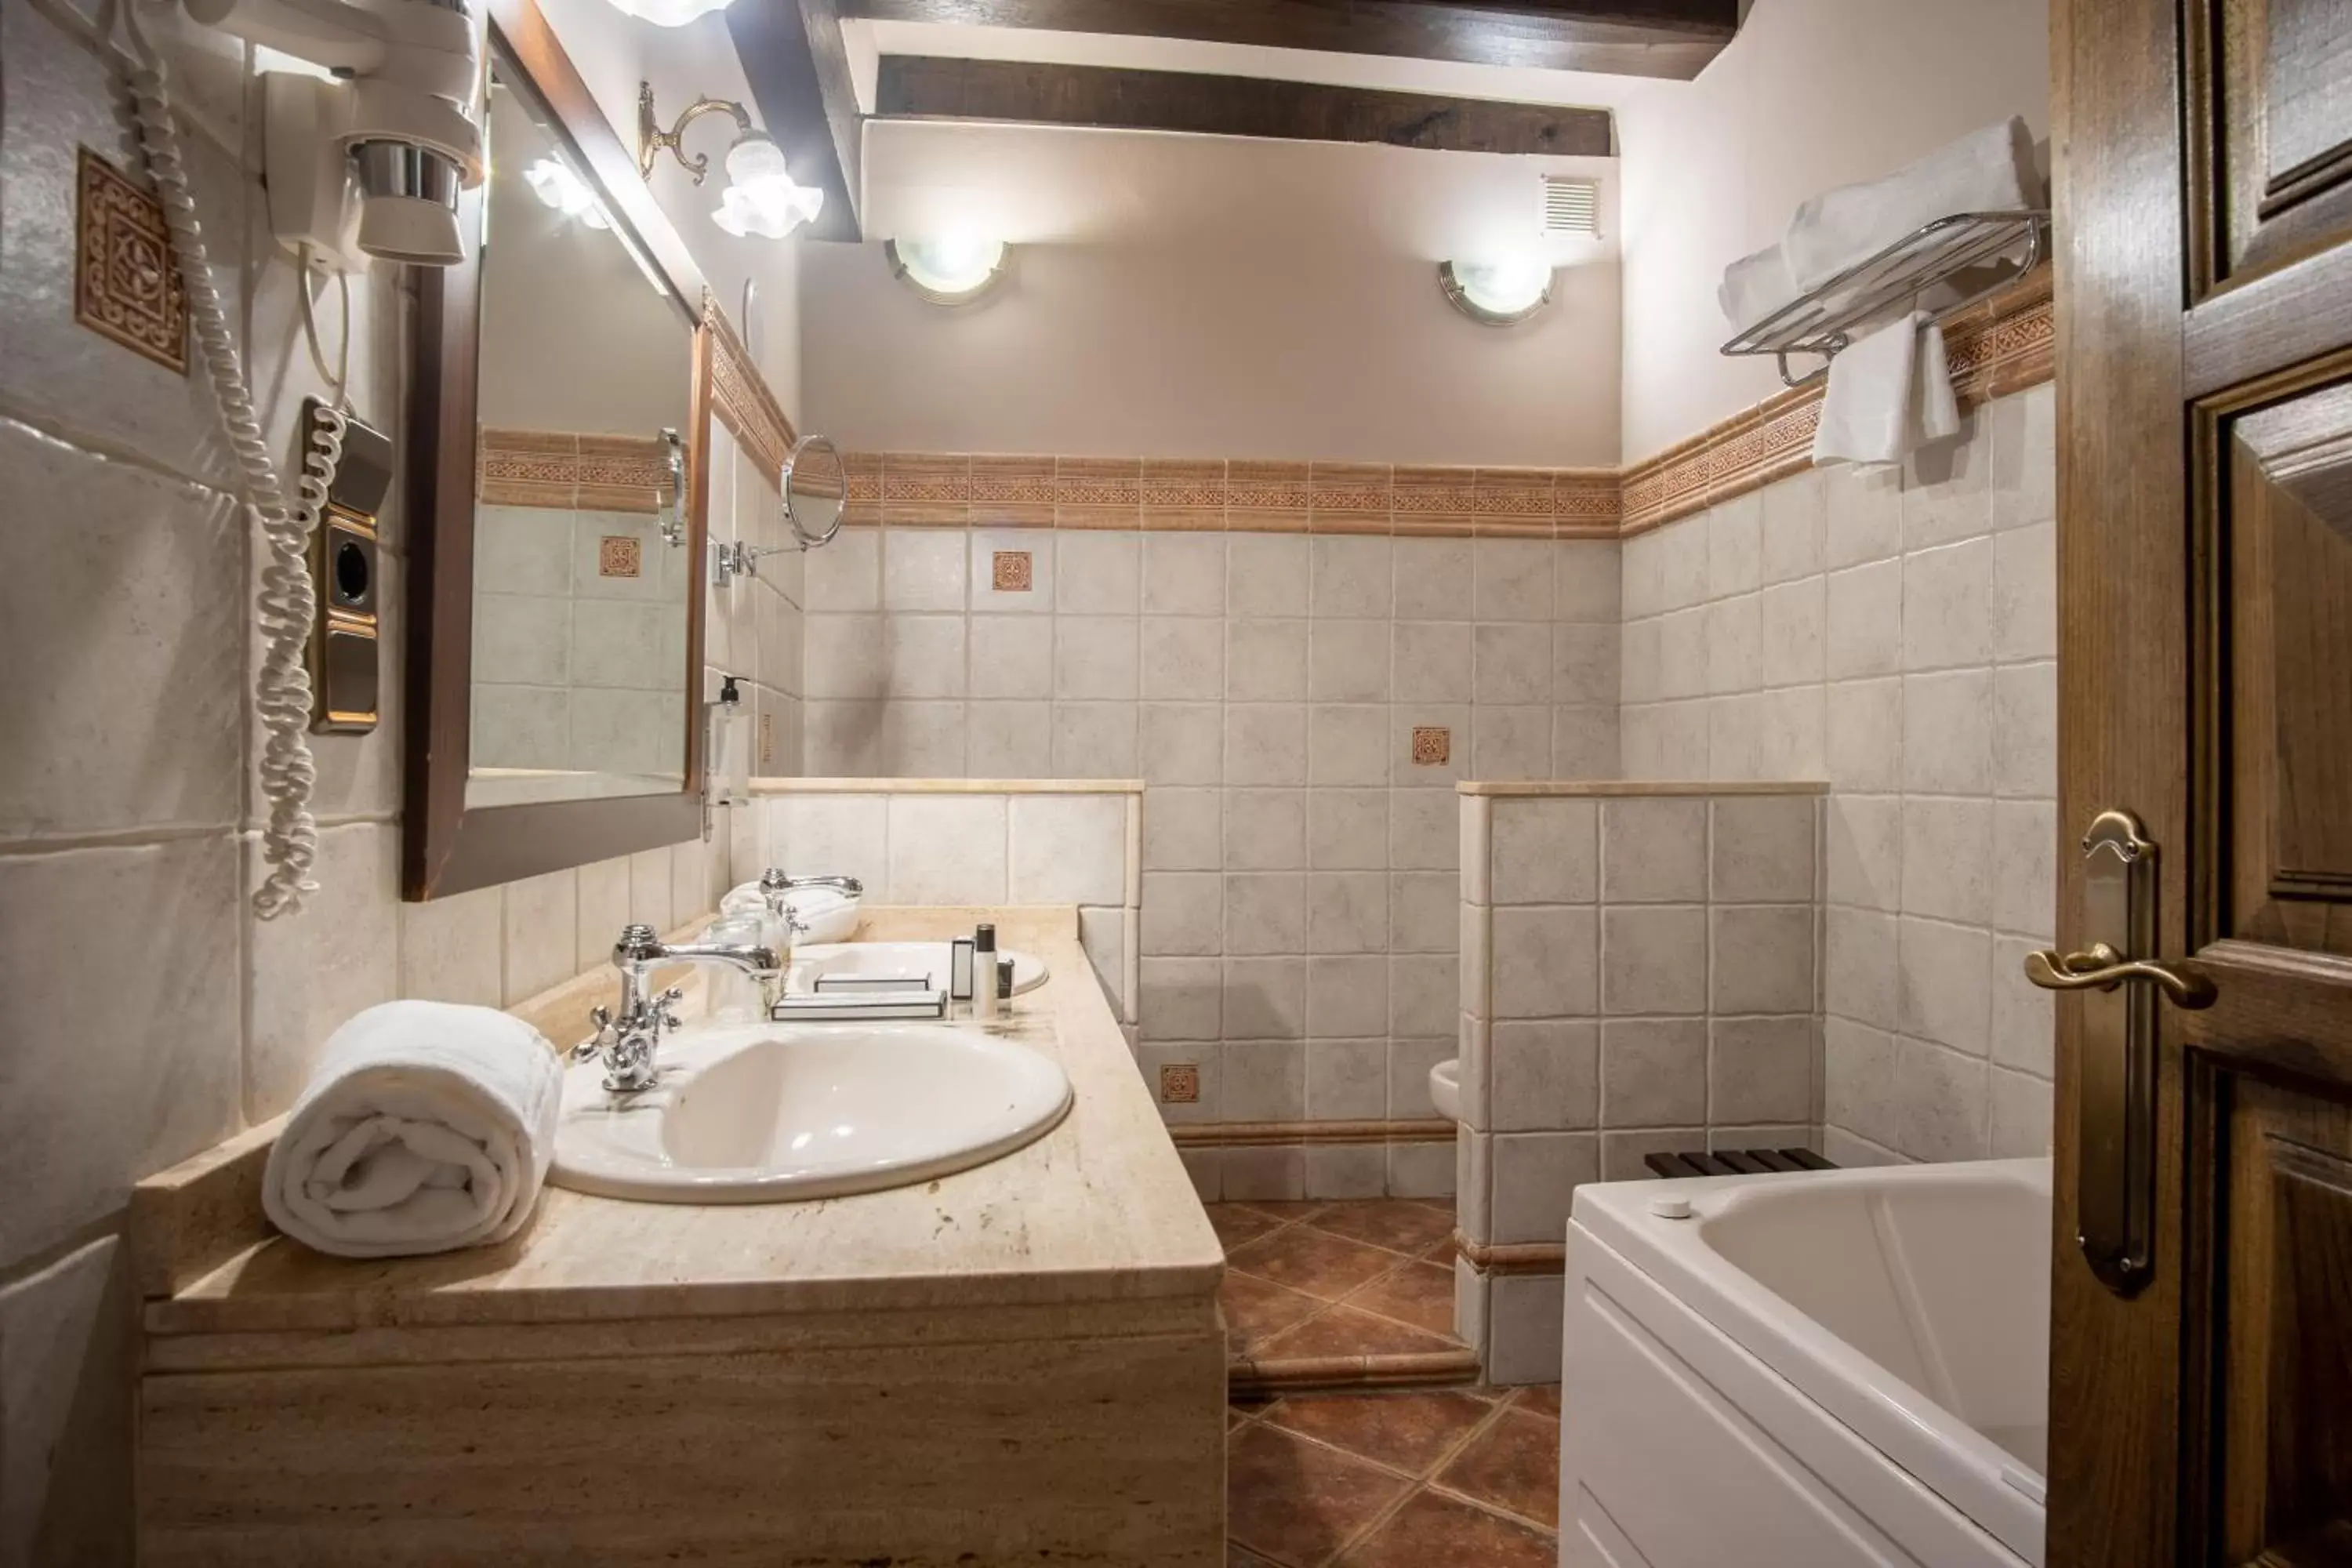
[1719,242,1798,334]
[263,1001,561,1259]
[1785,117,2042,291]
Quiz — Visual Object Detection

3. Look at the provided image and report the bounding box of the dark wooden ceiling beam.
[876,55,1613,155]
[839,0,1740,80]
[728,0,865,241]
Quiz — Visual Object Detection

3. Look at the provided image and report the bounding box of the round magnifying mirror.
[781,434,846,549]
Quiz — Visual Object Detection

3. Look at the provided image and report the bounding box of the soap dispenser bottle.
[971,924,999,1022]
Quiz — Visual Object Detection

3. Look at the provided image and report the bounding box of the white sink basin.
[550,1022,1074,1203]
[790,940,1047,996]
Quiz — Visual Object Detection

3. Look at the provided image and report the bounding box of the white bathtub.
[1559,1158,2050,1568]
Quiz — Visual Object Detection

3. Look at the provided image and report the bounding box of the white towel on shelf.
[1718,242,1799,334]
[1811,311,1959,468]
[262,1001,561,1259]
[1784,117,2042,290]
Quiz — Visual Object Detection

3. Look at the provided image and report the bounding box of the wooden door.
[2053,0,2352,1563]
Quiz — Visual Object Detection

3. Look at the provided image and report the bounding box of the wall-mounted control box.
[304,398,394,734]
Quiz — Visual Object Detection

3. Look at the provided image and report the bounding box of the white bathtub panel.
[1563,1226,2032,1568]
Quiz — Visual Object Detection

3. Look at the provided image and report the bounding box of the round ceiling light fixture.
[1438,256,1555,326]
[887,234,1009,305]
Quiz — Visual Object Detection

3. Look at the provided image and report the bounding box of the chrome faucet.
[574,922,781,1092]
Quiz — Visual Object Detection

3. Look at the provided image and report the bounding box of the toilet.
[1428,1058,1460,1123]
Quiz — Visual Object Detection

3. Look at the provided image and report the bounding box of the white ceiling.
[840,18,1663,121]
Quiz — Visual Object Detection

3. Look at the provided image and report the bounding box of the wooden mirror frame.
[404,0,713,900]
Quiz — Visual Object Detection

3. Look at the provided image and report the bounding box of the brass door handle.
[2023,942,2217,1009]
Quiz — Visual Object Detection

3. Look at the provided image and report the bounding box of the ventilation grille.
[1542,176,1599,236]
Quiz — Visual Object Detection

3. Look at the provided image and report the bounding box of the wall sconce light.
[1438,257,1555,326]
[637,83,822,240]
[523,155,610,229]
[885,235,1009,304]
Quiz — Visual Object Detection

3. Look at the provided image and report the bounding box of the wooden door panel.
[2219,368,2352,964]
[2209,0,2352,282]
[2196,1071,2352,1566]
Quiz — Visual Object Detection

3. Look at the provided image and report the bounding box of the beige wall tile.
[1491,798,1599,905]
[1490,1131,1597,1246]
[1711,796,1816,903]
[1897,915,1993,1055]
[1601,1018,1707,1127]
[1490,1019,1599,1133]
[886,794,1010,904]
[1009,794,1127,905]
[1141,533,1227,616]
[1711,1017,1816,1125]
[245,826,400,1119]
[1308,789,1388,871]
[1307,956,1391,1041]
[1602,906,1709,1017]
[1054,531,1142,615]
[1600,797,1708,902]
[1709,904,1815,1015]
[1223,789,1306,871]
[1491,905,1599,1018]
[1223,957,1306,1039]
[1225,872,1305,955]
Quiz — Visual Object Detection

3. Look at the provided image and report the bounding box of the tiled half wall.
[1454,782,1825,1384]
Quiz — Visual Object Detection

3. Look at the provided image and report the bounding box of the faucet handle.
[653,985,686,1032]
[572,1003,615,1062]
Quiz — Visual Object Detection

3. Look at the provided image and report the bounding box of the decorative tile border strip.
[705,292,797,481]
[477,427,670,514]
[833,267,2053,546]
[844,452,1624,538]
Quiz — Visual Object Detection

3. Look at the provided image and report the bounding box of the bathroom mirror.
[782,434,848,547]
[404,0,716,898]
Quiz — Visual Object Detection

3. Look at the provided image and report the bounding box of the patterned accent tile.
[74,148,186,373]
[597,536,643,579]
[1309,462,1393,535]
[1472,469,1554,538]
[881,452,971,527]
[1227,459,1312,533]
[1390,465,1478,537]
[968,454,1056,528]
[991,549,1034,593]
[1143,457,1227,530]
[1410,727,1450,767]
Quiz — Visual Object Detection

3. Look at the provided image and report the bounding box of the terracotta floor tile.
[1512,1384,1562,1420]
[1435,1409,1561,1529]
[1343,1261,1461,1339]
[1263,1390,1496,1478]
[1236,1200,1331,1221]
[1210,1203,1288,1252]
[1254,1304,1468,1363]
[1334,1487,1556,1567]
[1223,1271,1327,1350]
[1229,1545,1283,1567]
[1229,1226,1407,1301]
[1421,1232,1459,1265]
[1227,1421,1413,1567]
[1306,1200,1457,1258]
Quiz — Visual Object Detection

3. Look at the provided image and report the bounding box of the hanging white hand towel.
[1811,312,1959,468]
[263,1000,561,1259]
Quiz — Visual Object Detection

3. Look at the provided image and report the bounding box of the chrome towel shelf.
[1721,210,2049,389]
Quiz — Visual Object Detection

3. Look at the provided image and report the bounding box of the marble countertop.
[137,908,1222,1339]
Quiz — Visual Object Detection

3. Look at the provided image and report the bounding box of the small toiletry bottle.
[949,936,977,1002]
[972,924,999,1021]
